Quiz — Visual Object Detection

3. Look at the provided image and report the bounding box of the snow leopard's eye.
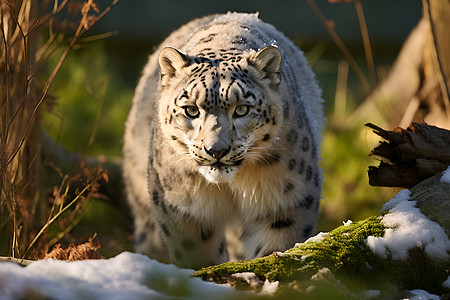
[183,106,200,119]
[234,105,249,118]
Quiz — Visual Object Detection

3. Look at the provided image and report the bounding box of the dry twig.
[1,0,117,259]
[307,0,371,92]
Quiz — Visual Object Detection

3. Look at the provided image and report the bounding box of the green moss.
[194,215,386,284]
[193,213,449,296]
[384,248,449,294]
[195,255,302,283]
[285,215,387,286]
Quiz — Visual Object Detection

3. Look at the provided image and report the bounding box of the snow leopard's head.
[157,46,282,184]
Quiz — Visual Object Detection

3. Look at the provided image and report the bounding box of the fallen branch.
[0,257,34,266]
[366,122,450,188]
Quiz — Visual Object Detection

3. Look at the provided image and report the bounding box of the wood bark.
[423,0,450,119]
[366,122,450,188]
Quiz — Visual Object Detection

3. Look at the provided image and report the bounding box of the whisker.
[162,151,190,163]
[243,154,271,167]
[169,156,192,170]
[251,151,279,159]
[247,145,288,152]
[178,158,195,173]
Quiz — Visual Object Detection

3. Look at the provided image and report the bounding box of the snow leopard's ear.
[159,47,190,80]
[249,46,282,88]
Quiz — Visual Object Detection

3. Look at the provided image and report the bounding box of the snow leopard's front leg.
[148,168,228,269]
[240,193,320,259]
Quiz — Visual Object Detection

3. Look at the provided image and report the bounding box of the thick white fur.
[123,12,324,268]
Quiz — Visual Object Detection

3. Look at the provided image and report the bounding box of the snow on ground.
[407,289,440,300]
[441,166,450,183]
[362,289,381,299]
[366,189,450,261]
[444,276,450,289]
[0,252,237,300]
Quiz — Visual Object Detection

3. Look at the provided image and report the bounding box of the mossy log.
[193,172,450,298]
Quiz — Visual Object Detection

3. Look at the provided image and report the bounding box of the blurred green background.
[42,0,421,255]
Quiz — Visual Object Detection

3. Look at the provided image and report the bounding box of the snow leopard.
[123,12,324,269]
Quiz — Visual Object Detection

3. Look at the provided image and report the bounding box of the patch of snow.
[231,272,278,295]
[260,280,279,295]
[342,220,353,226]
[310,267,332,281]
[231,272,258,282]
[441,166,450,183]
[305,285,315,293]
[300,232,328,245]
[380,189,412,212]
[0,252,235,300]
[443,276,450,289]
[366,191,450,260]
[406,289,439,300]
[363,289,381,299]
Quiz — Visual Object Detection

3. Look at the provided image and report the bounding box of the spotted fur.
[123,12,324,269]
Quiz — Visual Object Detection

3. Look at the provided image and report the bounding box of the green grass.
[43,43,133,157]
[318,120,395,231]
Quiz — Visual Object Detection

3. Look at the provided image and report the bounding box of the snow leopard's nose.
[204,145,231,160]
